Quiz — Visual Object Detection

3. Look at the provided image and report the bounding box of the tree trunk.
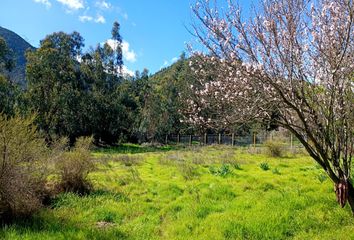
[348,182,354,215]
[334,178,354,215]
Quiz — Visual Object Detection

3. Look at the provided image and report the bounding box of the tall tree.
[111,21,124,77]
[190,0,354,212]
[26,31,85,141]
[80,43,137,144]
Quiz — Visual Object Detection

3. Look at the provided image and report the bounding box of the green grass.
[1,145,354,240]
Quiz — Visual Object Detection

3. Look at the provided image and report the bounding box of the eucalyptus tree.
[26,31,85,141]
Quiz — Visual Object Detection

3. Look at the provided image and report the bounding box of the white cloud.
[123,66,135,77]
[78,14,105,24]
[105,39,137,63]
[34,0,51,8]
[56,0,84,11]
[122,13,128,20]
[79,15,93,22]
[160,56,179,69]
[95,0,112,10]
[95,14,106,24]
[122,41,136,63]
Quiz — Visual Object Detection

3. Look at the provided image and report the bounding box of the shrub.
[56,136,95,195]
[0,114,48,223]
[264,140,285,157]
[260,162,270,171]
[219,164,232,176]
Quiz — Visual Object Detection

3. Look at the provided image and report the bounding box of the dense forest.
[0,22,263,146]
[0,22,194,145]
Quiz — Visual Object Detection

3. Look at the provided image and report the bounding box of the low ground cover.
[1,145,353,240]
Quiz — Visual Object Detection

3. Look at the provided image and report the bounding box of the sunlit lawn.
[1,144,353,240]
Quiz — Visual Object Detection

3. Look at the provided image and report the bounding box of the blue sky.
[0,0,252,74]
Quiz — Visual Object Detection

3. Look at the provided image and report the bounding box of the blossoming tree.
[189,0,354,212]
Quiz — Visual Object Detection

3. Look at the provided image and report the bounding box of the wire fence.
[165,131,302,149]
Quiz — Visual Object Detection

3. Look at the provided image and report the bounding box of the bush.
[0,114,48,223]
[264,140,285,157]
[56,136,95,195]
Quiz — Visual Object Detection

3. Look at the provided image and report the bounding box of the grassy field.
[1,144,353,240]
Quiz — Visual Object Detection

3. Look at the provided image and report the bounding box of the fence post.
[290,134,293,150]
[204,133,207,145]
[189,135,192,146]
[253,133,256,148]
[165,134,168,145]
[218,133,222,144]
[177,134,180,144]
[232,133,235,146]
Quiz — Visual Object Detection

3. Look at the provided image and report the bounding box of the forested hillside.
[0,26,35,85]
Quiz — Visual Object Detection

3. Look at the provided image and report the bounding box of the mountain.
[0,26,35,85]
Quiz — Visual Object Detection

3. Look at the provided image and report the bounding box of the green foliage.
[260,162,270,171]
[25,29,138,144]
[0,76,22,116]
[25,31,85,141]
[0,114,48,222]
[133,53,197,142]
[110,21,123,75]
[1,146,353,239]
[209,164,232,177]
[0,38,23,116]
[219,164,232,176]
